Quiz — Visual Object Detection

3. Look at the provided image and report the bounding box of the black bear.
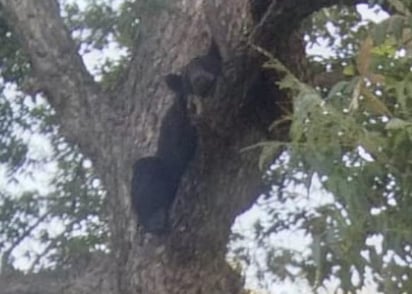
[157,76,198,174]
[130,39,221,234]
[131,74,198,234]
[165,39,222,98]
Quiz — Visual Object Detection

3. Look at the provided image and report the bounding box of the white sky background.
[0,1,393,293]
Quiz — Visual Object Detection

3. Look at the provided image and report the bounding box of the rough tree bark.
[0,0,365,293]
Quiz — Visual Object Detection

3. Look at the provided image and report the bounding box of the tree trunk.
[0,0,364,293]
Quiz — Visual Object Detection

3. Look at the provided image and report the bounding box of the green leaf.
[386,118,412,130]
[388,15,405,40]
[372,20,388,45]
[395,79,407,111]
[258,142,283,171]
[326,81,349,100]
[343,64,356,76]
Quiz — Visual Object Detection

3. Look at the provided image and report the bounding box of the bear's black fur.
[165,40,222,98]
[131,157,180,234]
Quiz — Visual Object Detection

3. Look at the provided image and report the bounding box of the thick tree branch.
[0,0,109,160]
[251,0,368,48]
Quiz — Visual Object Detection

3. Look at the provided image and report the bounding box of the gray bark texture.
[0,0,364,293]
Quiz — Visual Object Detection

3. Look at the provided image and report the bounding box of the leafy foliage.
[63,0,140,50]
[0,86,108,272]
[0,7,29,85]
[242,3,412,293]
[0,1,117,272]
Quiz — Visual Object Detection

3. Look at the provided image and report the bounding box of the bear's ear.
[165,74,184,94]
